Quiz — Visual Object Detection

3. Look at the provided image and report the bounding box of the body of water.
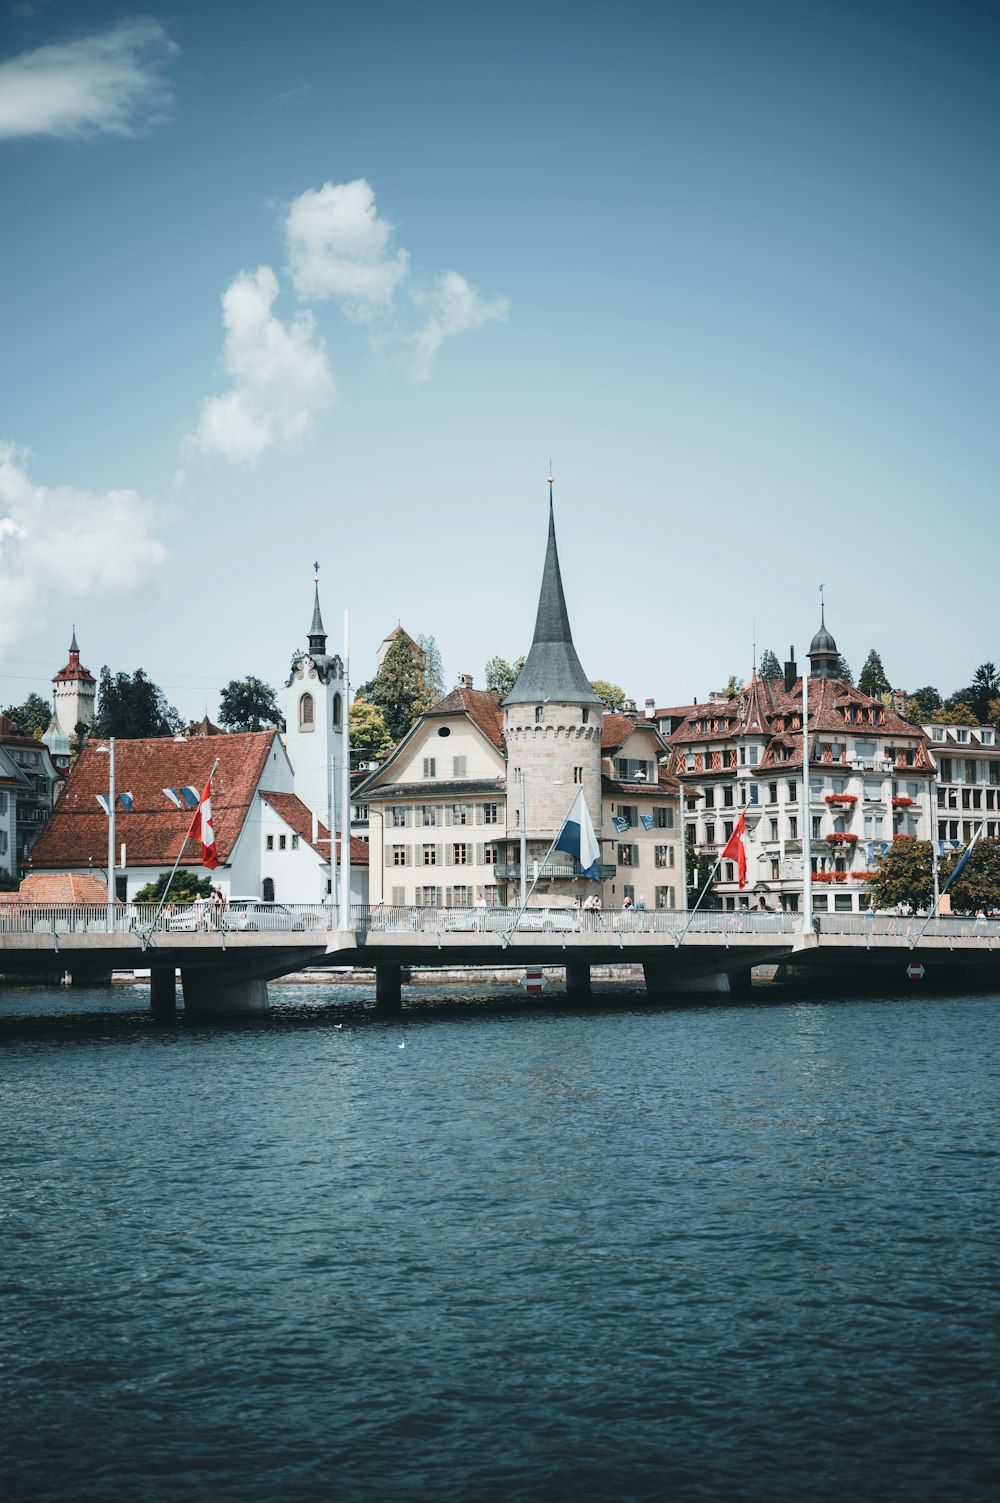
[1,982,998,1501]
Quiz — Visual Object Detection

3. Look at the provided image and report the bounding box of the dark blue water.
[2,984,998,1502]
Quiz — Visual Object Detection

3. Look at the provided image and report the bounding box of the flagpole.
[673,791,754,947]
[501,790,589,950]
[340,608,351,928]
[142,756,221,947]
[910,816,986,948]
[801,664,813,932]
[107,736,115,932]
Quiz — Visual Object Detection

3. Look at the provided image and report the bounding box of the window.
[723,820,733,840]
[420,805,437,826]
[769,818,778,841]
[748,784,759,804]
[420,844,437,866]
[582,709,589,725]
[617,843,638,866]
[655,806,674,828]
[617,804,638,826]
[655,845,674,868]
[452,843,470,865]
[812,817,822,839]
[449,885,473,906]
[574,766,583,783]
[390,807,409,827]
[834,894,853,912]
[448,804,470,826]
[768,783,778,803]
[704,788,715,808]
[482,803,500,824]
[788,817,798,839]
[957,729,968,743]
[723,786,734,807]
[854,740,876,759]
[266,834,274,850]
[655,886,676,909]
[333,693,342,726]
[453,756,467,778]
[483,842,498,865]
[291,835,299,850]
[863,779,882,800]
[391,886,406,905]
[299,693,314,730]
[965,760,977,784]
[787,780,797,802]
[392,845,408,866]
[749,746,759,765]
[418,887,440,907]
[938,758,953,781]
[423,757,437,778]
[279,834,287,850]
[535,707,544,724]
[705,822,716,845]
[813,894,829,912]
[262,878,275,902]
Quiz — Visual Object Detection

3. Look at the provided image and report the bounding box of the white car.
[515,906,580,932]
[223,899,306,932]
[166,898,218,932]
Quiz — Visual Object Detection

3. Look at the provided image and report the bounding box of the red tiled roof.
[426,686,504,749]
[601,712,636,749]
[0,714,45,749]
[259,791,369,864]
[29,731,277,871]
[0,872,110,903]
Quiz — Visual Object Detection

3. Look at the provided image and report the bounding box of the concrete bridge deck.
[1,903,997,1012]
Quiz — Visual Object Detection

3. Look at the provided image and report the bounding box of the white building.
[282,573,346,839]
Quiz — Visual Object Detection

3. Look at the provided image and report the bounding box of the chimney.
[645,698,655,719]
[458,672,473,689]
[783,646,797,694]
[623,697,637,714]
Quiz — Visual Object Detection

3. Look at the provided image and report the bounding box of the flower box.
[891,796,913,807]
[825,793,858,805]
[825,832,859,844]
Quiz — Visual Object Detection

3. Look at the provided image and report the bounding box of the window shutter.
[476,803,484,825]
[476,842,483,863]
[384,847,392,867]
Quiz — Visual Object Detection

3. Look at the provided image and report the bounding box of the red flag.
[187,778,220,870]
[721,811,747,890]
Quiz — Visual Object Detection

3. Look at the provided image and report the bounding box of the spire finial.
[820,582,826,626]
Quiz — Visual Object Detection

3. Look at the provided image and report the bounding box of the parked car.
[166,897,217,932]
[223,899,306,932]
[515,905,580,932]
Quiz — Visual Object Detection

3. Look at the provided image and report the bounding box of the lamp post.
[96,739,116,930]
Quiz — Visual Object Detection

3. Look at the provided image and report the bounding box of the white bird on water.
[399,1042,405,1049]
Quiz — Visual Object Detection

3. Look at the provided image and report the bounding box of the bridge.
[1,902,998,1015]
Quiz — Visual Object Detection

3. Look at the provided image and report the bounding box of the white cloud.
[190,265,336,465]
[0,443,166,653]
[408,271,509,380]
[285,178,410,316]
[0,17,177,141]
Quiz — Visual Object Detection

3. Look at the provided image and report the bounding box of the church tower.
[283,568,346,828]
[807,596,841,679]
[49,628,97,745]
[503,480,604,895]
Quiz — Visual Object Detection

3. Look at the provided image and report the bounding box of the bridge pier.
[68,966,112,988]
[181,969,269,1016]
[643,961,732,998]
[565,961,591,999]
[150,967,178,1017]
[375,964,403,1013]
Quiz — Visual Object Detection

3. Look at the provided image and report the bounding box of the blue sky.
[1,0,997,722]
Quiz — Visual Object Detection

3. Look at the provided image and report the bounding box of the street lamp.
[96,738,115,930]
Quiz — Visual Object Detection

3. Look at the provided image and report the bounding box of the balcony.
[496,861,617,881]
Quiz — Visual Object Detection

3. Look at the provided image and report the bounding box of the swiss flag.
[187,778,220,870]
[721,811,747,890]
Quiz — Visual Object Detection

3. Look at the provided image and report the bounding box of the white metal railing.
[0,902,331,937]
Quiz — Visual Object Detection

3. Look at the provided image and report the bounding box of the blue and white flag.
[943,821,986,894]
[612,814,630,834]
[118,792,134,812]
[95,793,111,816]
[163,786,200,810]
[640,813,655,831]
[95,792,133,815]
[935,840,961,857]
[554,789,602,881]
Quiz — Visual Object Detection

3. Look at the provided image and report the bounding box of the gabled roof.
[601,712,669,754]
[0,872,110,904]
[503,495,601,707]
[29,731,278,870]
[258,791,369,864]
[425,686,504,748]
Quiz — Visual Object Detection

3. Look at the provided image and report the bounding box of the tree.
[930,703,976,726]
[948,663,1000,723]
[218,676,281,731]
[366,630,432,743]
[590,679,626,710]
[2,692,51,737]
[484,655,525,697]
[905,686,942,723]
[93,668,181,739]
[417,634,446,704]
[133,871,214,904]
[858,649,891,699]
[0,873,19,892]
[721,674,744,700]
[867,837,935,912]
[686,827,718,909]
[349,695,393,764]
[835,655,854,685]
[988,698,1000,727]
[758,649,782,682]
[942,839,1000,914]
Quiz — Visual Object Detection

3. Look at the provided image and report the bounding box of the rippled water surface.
[2,984,998,1502]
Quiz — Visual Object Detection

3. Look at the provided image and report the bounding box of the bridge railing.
[353,904,803,937]
[811,912,1000,942]
[0,902,332,937]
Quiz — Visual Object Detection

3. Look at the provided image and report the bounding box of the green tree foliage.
[218,675,281,731]
[590,679,626,710]
[905,686,942,723]
[931,703,976,726]
[988,698,1000,727]
[93,668,181,739]
[365,631,431,743]
[417,634,445,704]
[349,695,393,764]
[858,649,891,699]
[133,871,214,904]
[686,827,718,909]
[484,655,525,697]
[942,838,1000,914]
[720,674,744,700]
[835,655,854,685]
[2,692,51,736]
[946,663,1000,723]
[758,649,782,682]
[0,873,19,892]
[867,837,935,912]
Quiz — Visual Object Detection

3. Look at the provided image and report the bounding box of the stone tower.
[808,597,841,679]
[503,482,604,895]
[283,569,346,828]
[51,628,96,740]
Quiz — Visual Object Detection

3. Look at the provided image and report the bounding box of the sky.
[1,0,997,725]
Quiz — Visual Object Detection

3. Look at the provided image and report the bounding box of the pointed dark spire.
[504,480,601,707]
[70,625,79,655]
[308,567,327,657]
